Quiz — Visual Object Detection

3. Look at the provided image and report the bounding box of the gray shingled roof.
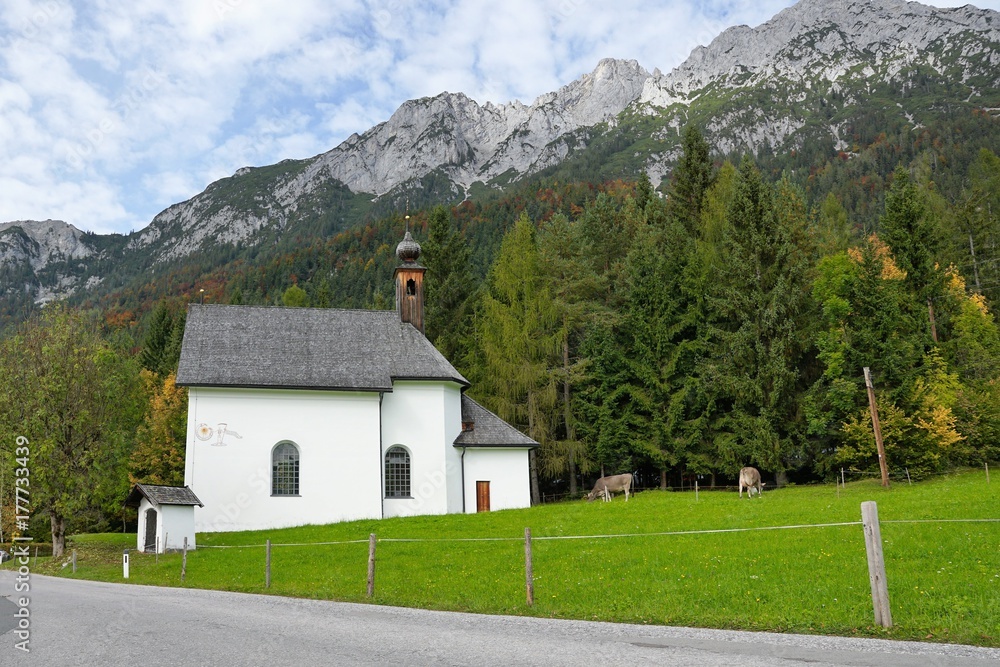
[124,484,203,508]
[453,395,539,448]
[175,304,469,390]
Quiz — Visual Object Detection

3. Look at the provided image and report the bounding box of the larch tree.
[468,213,561,504]
[537,212,604,494]
[129,371,188,487]
[813,192,853,260]
[282,284,309,307]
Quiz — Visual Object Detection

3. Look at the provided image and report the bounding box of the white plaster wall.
[160,505,197,551]
[185,387,383,532]
[463,448,532,512]
[443,390,465,513]
[136,498,153,552]
[380,381,464,518]
[136,500,198,553]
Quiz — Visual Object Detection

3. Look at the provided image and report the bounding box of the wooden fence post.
[861,501,892,628]
[72,549,76,574]
[524,527,534,607]
[695,480,699,501]
[181,537,188,582]
[367,534,376,598]
[265,539,271,589]
[987,462,991,484]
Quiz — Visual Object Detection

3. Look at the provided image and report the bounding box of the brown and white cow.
[738,466,765,498]
[586,473,633,502]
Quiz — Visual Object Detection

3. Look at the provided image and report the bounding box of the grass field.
[11,469,1000,646]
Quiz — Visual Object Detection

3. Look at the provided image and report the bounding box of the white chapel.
[174,230,537,532]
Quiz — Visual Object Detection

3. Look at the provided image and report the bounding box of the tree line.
[2,126,999,549]
[449,128,1000,498]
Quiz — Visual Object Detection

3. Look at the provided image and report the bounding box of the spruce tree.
[806,236,925,472]
[140,301,174,375]
[705,157,810,475]
[669,124,714,235]
[881,167,944,341]
[422,206,476,362]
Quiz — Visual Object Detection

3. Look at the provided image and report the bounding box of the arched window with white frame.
[272,441,300,496]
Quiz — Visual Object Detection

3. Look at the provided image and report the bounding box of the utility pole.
[863,367,890,488]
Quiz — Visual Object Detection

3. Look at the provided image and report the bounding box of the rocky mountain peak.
[4,0,999,313]
[639,0,1000,106]
[300,58,651,199]
[0,219,93,269]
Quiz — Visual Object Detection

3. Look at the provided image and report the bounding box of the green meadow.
[17,469,1000,647]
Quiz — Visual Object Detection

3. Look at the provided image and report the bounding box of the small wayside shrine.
[172,226,538,533]
[124,484,203,553]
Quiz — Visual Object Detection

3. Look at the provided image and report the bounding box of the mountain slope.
[2,0,1000,325]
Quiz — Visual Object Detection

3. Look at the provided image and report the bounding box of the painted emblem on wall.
[195,422,244,446]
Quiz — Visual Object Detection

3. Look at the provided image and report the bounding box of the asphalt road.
[2,570,999,666]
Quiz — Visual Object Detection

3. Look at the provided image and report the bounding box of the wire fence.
[539,462,995,502]
[196,517,1000,549]
[152,505,1000,629]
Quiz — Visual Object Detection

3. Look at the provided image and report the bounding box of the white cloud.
[0,0,998,234]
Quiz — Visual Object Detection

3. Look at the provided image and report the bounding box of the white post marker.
[123,549,130,579]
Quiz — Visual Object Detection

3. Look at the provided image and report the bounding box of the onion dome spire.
[395,215,421,263]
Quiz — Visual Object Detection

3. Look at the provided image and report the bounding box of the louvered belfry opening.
[393,225,426,334]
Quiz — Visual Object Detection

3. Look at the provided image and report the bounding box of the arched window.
[384,446,410,498]
[272,442,300,496]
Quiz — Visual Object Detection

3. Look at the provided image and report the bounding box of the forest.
[2,123,1000,551]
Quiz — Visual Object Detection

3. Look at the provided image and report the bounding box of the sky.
[1,0,998,235]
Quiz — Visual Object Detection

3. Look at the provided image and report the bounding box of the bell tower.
[393,220,426,334]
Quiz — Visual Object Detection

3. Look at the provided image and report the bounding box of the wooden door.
[143,508,158,552]
[476,481,490,513]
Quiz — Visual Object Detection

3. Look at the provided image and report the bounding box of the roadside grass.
[11,469,999,646]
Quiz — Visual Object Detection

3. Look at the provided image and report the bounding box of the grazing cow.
[739,466,765,498]
[586,473,633,502]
